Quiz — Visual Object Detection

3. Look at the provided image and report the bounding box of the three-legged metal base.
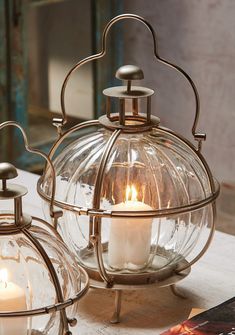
[110,291,122,324]
[89,259,191,324]
[170,284,187,299]
[110,284,187,324]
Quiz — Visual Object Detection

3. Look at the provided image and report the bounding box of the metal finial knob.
[0,163,27,199]
[115,65,144,81]
[0,162,18,180]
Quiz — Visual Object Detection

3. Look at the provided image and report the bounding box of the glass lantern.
[0,123,89,334]
[38,14,220,323]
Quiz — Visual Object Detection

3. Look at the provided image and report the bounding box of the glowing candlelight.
[0,268,27,335]
[108,185,153,270]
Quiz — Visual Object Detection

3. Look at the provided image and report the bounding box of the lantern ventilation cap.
[0,162,27,200]
[100,65,160,132]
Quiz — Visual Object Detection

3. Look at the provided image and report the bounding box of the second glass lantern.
[0,122,89,334]
[38,14,220,322]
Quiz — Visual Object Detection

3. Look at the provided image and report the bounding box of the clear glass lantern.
[38,14,219,323]
[0,123,89,334]
[42,125,215,274]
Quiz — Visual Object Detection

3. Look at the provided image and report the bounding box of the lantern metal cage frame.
[0,122,89,335]
[37,14,220,323]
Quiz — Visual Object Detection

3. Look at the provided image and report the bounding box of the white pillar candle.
[108,185,153,270]
[0,269,27,335]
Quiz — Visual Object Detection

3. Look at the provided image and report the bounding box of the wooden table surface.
[2,169,235,335]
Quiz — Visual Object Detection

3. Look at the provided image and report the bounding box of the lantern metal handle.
[58,13,205,146]
[0,121,61,224]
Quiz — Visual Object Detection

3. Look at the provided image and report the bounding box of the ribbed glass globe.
[41,125,217,276]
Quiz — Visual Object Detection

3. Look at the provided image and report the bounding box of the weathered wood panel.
[0,0,8,159]
[0,0,28,166]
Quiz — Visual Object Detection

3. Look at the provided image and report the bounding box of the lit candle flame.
[126,185,138,202]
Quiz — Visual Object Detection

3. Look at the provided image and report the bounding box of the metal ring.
[0,215,89,319]
[0,212,32,234]
[38,182,219,218]
[0,266,89,318]
[98,114,160,132]
[37,121,219,219]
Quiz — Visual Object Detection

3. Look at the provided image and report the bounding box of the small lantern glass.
[0,123,89,335]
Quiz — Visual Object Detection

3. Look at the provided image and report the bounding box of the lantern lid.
[100,65,158,132]
[0,162,27,200]
[116,64,144,80]
[103,64,154,99]
[103,85,154,99]
[0,162,18,179]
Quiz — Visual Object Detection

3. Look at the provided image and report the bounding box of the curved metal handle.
[59,13,204,143]
[0,121,61,221]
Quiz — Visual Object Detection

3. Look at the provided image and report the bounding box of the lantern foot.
[110,290,122,324]
[170,284,187,299]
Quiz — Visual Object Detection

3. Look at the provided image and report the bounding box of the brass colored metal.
[0,183,27,200]
[133,98,138,115]
[170,284,187,299]
[92,129,122,286]
[59,14,202,147]
[38,184,219,218]
[14,197,23,225]
[127,80,131,93]
[147,96,151,123]
[32,216,63,242]
[103,86,154,98]
[105,65,152,127]
[88,259,191,290]
[68,318,78,327]
[0,162,18,180]
[119,99,125,126]
[0,213,32,234]
[2,179,6,191]
[110,291,122,324]
[106,96,111,118]
[81,256,190,286]
[102,66,156,129]
[47,120,100,160]
[98,114,160,132]
[0,121,59,219]
[194,133,206,152]
[115,65,144,81]
[22,227,70,334]
[93,129,121,208]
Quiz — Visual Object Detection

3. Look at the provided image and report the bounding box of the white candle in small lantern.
[108,185,153,270]
[0,268,27,335]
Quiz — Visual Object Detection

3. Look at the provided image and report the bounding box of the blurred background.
[0,0,234,234]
